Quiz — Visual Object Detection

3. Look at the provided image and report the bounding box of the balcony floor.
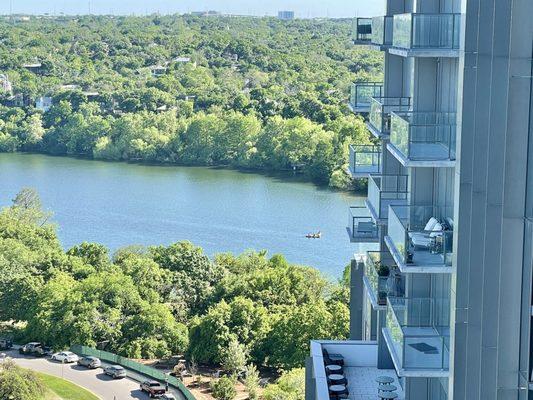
[344,366,404,400]
[384,235,452,273]
[387,143,455,168]
[349,165,380,178]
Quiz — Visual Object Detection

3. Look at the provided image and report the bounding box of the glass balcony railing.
[386,297,450,371]
[347,206,379,242]
[371,16,393,46]
[368,97,411,137]
[365,251,404,306]
[349,82,383,112]
[348,144,381,176]
[390,112,456,162]
[367,174,408,220]
[393,13,461,51]
[387,205,453,268]
[353,17,372,43]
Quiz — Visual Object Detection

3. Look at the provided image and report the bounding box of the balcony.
[347,207,379,243]
[388,112,456,167]
[370,16,393,49]
[348,144,381,178]
[367,97,411,139]
[364,251,404,309]
[385,205,453,273]
[390,13,461,57]
[365,174,408,223]
[307,340,405,400]
[383,297,450,377]
[352,17,372,44]
[349,82,383,114]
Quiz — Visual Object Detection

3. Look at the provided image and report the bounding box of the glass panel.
[367,175,409,219]
[351,83,383,109]
[390,112,457,161]
[354,18,372,41]
[348,206,378,240]
[369,97,411,136]
[393,13,412,48]
[349,144,381,175]
[365,251,403,306]
[393,13,461,50]
[372,16,385,45]
[387,298,451,370]
[369,98,383,133]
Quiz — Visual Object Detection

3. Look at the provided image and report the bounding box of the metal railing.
[390,112,457,161]
[371,16,393,46]
[349,144,381,176]
[388,205,454,266]
[386,297,451,371]
[393,13,461,50]
[71,345,196,400]
[369,97,411,136]
[367,174,409,220]
[350,82,383,111]
[353,17,372,42]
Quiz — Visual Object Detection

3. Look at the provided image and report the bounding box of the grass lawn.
[37,372,100,400]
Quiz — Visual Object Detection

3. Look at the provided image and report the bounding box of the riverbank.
[1,149,363,192]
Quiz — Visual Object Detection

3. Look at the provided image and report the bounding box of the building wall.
[449,1,533,400]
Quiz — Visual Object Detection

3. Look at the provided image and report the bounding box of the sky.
[0,0,384,18]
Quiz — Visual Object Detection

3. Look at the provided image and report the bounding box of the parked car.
[77,356,101,369]
[0,338,13,350]
[161,394,176,400]
[140,380,166,398]
[103,365,127,379]
[51,351,79,363]
[19,342,52,357]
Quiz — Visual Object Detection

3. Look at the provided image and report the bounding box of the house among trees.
[150,65,168,77]
[35,96,53,112]
[0,74,12,94]
[22,62,44,74]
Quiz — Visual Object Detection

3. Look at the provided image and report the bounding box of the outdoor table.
[375,376,394,385]
[378,392,398,399]
[328,374,347,385]
[358,221,375,233]
[326,364,343,374]
[329,384,348,394]
[378,384,397,393]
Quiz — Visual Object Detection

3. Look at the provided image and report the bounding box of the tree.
[0,360,46,400]
[244,364,260,400]
[263,369,304,400]
[261,301,349,369]
[210,376,237,400]
[221,338,248,374]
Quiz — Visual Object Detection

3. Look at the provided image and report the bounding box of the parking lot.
[2,349,183,400]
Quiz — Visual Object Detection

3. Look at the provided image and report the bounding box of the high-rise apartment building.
[306,1,533,399]
[278,11,295,20]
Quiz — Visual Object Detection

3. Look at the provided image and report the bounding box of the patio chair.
[409,216,443,249]
[323,349,345,366]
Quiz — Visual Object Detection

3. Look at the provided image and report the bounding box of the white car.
[51,351,79,363]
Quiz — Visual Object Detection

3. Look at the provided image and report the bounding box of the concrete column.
[350,258,364,340]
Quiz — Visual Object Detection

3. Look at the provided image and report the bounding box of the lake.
[0,153,375,278]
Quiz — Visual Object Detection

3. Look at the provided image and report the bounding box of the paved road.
[2,349,182,400]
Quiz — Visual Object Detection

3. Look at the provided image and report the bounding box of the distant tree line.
[0,15,381,187]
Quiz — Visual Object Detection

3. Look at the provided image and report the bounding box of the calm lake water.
[0,153,375,278]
